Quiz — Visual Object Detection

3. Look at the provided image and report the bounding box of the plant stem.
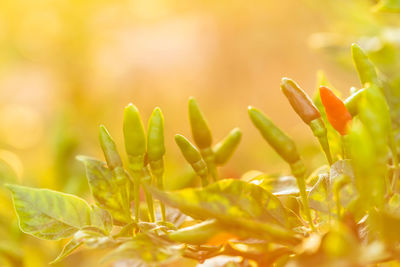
[200,147,219,182]
[132,174,140,222]
[142,167,156,222]
[389,130,400,192]
[309,118,333,165]
[155,173,166,222]
[291,161,315,230]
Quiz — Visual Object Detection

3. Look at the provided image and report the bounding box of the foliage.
[3,1,400,266]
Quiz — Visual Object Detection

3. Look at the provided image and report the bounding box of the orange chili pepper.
[319,86,352,135]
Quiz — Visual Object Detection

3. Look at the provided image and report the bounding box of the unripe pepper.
[175,134,209,186]
[248,106,300,164]
[99,125,123,172]
[213,128,242,165]
[123,104,147,172]
[248,106,314,230]
[123,104,155,222]
[351,43,379,87]
[344,88,365,117]
[281,78,332,165]
[147,107,166,221]
[98,125,130,217]
[188,97,212,149]
[319,86,352,136]
[188,97,218,181]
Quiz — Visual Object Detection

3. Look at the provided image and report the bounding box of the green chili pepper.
[168,219,221,245]
[99,125,123,171]
[359,84,397,193]
[188,97,212,149]
[147,107,165,165]
[141,165,156,222]
[123,104,146,172]
[248,106,314,230]
[214,128,242,165]
[248,106,300,164]
[123,104,154,222]
[348,120,385,210]
[344,88,365,117]
[147,107,166,221]
[175,134,208,186]
[351,43,379,87]
[281,78,332,165]
[188,97,218,181]
[98,125,130,215]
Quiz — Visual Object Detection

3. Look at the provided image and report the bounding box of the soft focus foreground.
[1,0,400,266]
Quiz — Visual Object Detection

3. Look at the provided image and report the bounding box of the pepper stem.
[200,147,219,182]
[309,118,333,165]
[390,130,400,192]
[155,172,166,222]
[290,160,315,230]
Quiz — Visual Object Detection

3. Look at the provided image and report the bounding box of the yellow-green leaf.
[7,184,110,240]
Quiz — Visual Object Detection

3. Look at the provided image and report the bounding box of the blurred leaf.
[349,120,386,211]
[374,0,400,12]
[151,179,300,243]
[102,233,183,266]
[330,160,357,210]
[7,184,111,240]
[0,159,18,186]
[370,209,400,247]
[308,173,330,214]
[77,156,132,224]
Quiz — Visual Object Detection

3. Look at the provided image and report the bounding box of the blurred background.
[1,0,400,265]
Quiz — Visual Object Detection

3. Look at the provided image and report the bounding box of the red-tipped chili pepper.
[281,78,321,124]
[319,86,352,135]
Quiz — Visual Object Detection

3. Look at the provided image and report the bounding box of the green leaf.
[102,233,183,265]
[90,205,113,234]
[7,184,110,240]
[51,229,116,264]
[168,219,222,245]
[151,179,299,243]
[78,156,132,225]
[248,174,301,196]
[50,238,83,264]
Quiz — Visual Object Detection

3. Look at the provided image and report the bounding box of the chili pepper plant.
[5,44,400,266]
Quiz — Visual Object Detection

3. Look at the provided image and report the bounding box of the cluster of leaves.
[5,42,400,267]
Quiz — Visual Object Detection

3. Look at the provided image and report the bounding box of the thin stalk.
[341,135,350,159]
[200,147,219,182]
[143,186,155,222]
[131,174,140,222]
[334,187,341,218]
[142,167,156,222]
[389,130,400,192]
[200,173,209,187]
[309,118,333,165]
[296,175,315,231]
[155,173,166,222]
[291,161,315,230]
